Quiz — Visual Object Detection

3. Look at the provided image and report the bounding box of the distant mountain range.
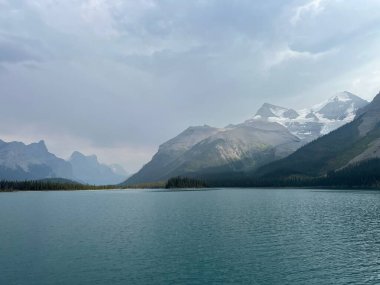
[0,140,128,185]
[1,90,375,187]
[0,140,73,181]
[125,91,369,185]
[69,151,128,185]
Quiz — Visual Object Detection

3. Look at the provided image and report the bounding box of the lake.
[1,188,379,284]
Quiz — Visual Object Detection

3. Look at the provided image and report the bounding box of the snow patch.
[248,92,367,140]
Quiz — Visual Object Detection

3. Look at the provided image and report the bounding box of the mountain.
[247,91,368,142]
[0,139,129,184]
[124,91,368,185]
[255,103,299,120]
[69,151,128,185]
[0,140,73,180]
[170,121,302,173]
[125,125,220,184]
[125,122,302,185]
[254,91,380,179]
[109,164,130,178]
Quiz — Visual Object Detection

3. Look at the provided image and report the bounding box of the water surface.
[1,188,380,284]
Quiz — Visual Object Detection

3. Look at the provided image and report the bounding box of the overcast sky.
[1,0,380,172]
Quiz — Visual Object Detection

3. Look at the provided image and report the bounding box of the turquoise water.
[1,189,380,284]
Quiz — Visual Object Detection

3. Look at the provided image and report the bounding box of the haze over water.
[1,189,380,284]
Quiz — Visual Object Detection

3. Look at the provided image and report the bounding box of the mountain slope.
[255,92,380,179]
[172,121,302,173]
[69,151,128,185]
[125,121,302,185]
[126,125,220,184]
[0,140,73,180]
[125,91,368,185]
[157,121,301,180]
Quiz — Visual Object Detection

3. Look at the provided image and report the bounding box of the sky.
[1,0,380,173]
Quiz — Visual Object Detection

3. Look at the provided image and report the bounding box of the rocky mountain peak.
[70,151,98,163]
[314,91,368,120]
[69,151,127,185]
[330,91,357,101]
[255,103,299,119]
[248,91,368,141]
[29,140,48,153]
[0,139,73,180]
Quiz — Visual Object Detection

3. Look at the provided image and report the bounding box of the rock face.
[0,140,73,180]
[170,121,302,174]
[126,91,368,185]
[69,151,128,185]
[255,103,299,119]
[125,125,220,184]
[255,91,380,179]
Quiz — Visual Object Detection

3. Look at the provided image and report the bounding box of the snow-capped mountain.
[125,91,369,185]
[248,91,368,141]
[255,91,380,179]
[69,151,128,185]
[255,103,299,120]
[0,140,73,180]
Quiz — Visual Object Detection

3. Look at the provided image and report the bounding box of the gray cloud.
[1,0,380,172]
[0,35,44,64]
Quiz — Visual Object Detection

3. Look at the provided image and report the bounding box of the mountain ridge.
[252,91,380,180]
[125,91,367,185]
[0,140,128,185]
[248,91,368,141]
[0,140,73,180]
[69,151,128,185]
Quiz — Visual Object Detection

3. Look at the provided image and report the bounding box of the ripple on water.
[0,188,379,285]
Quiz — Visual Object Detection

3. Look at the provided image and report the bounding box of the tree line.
[2,159,380,191]
[166,177,208,189]
[201,158,380,189]
[0,180,116,192]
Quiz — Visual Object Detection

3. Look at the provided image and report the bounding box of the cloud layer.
[1,0,380,171]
